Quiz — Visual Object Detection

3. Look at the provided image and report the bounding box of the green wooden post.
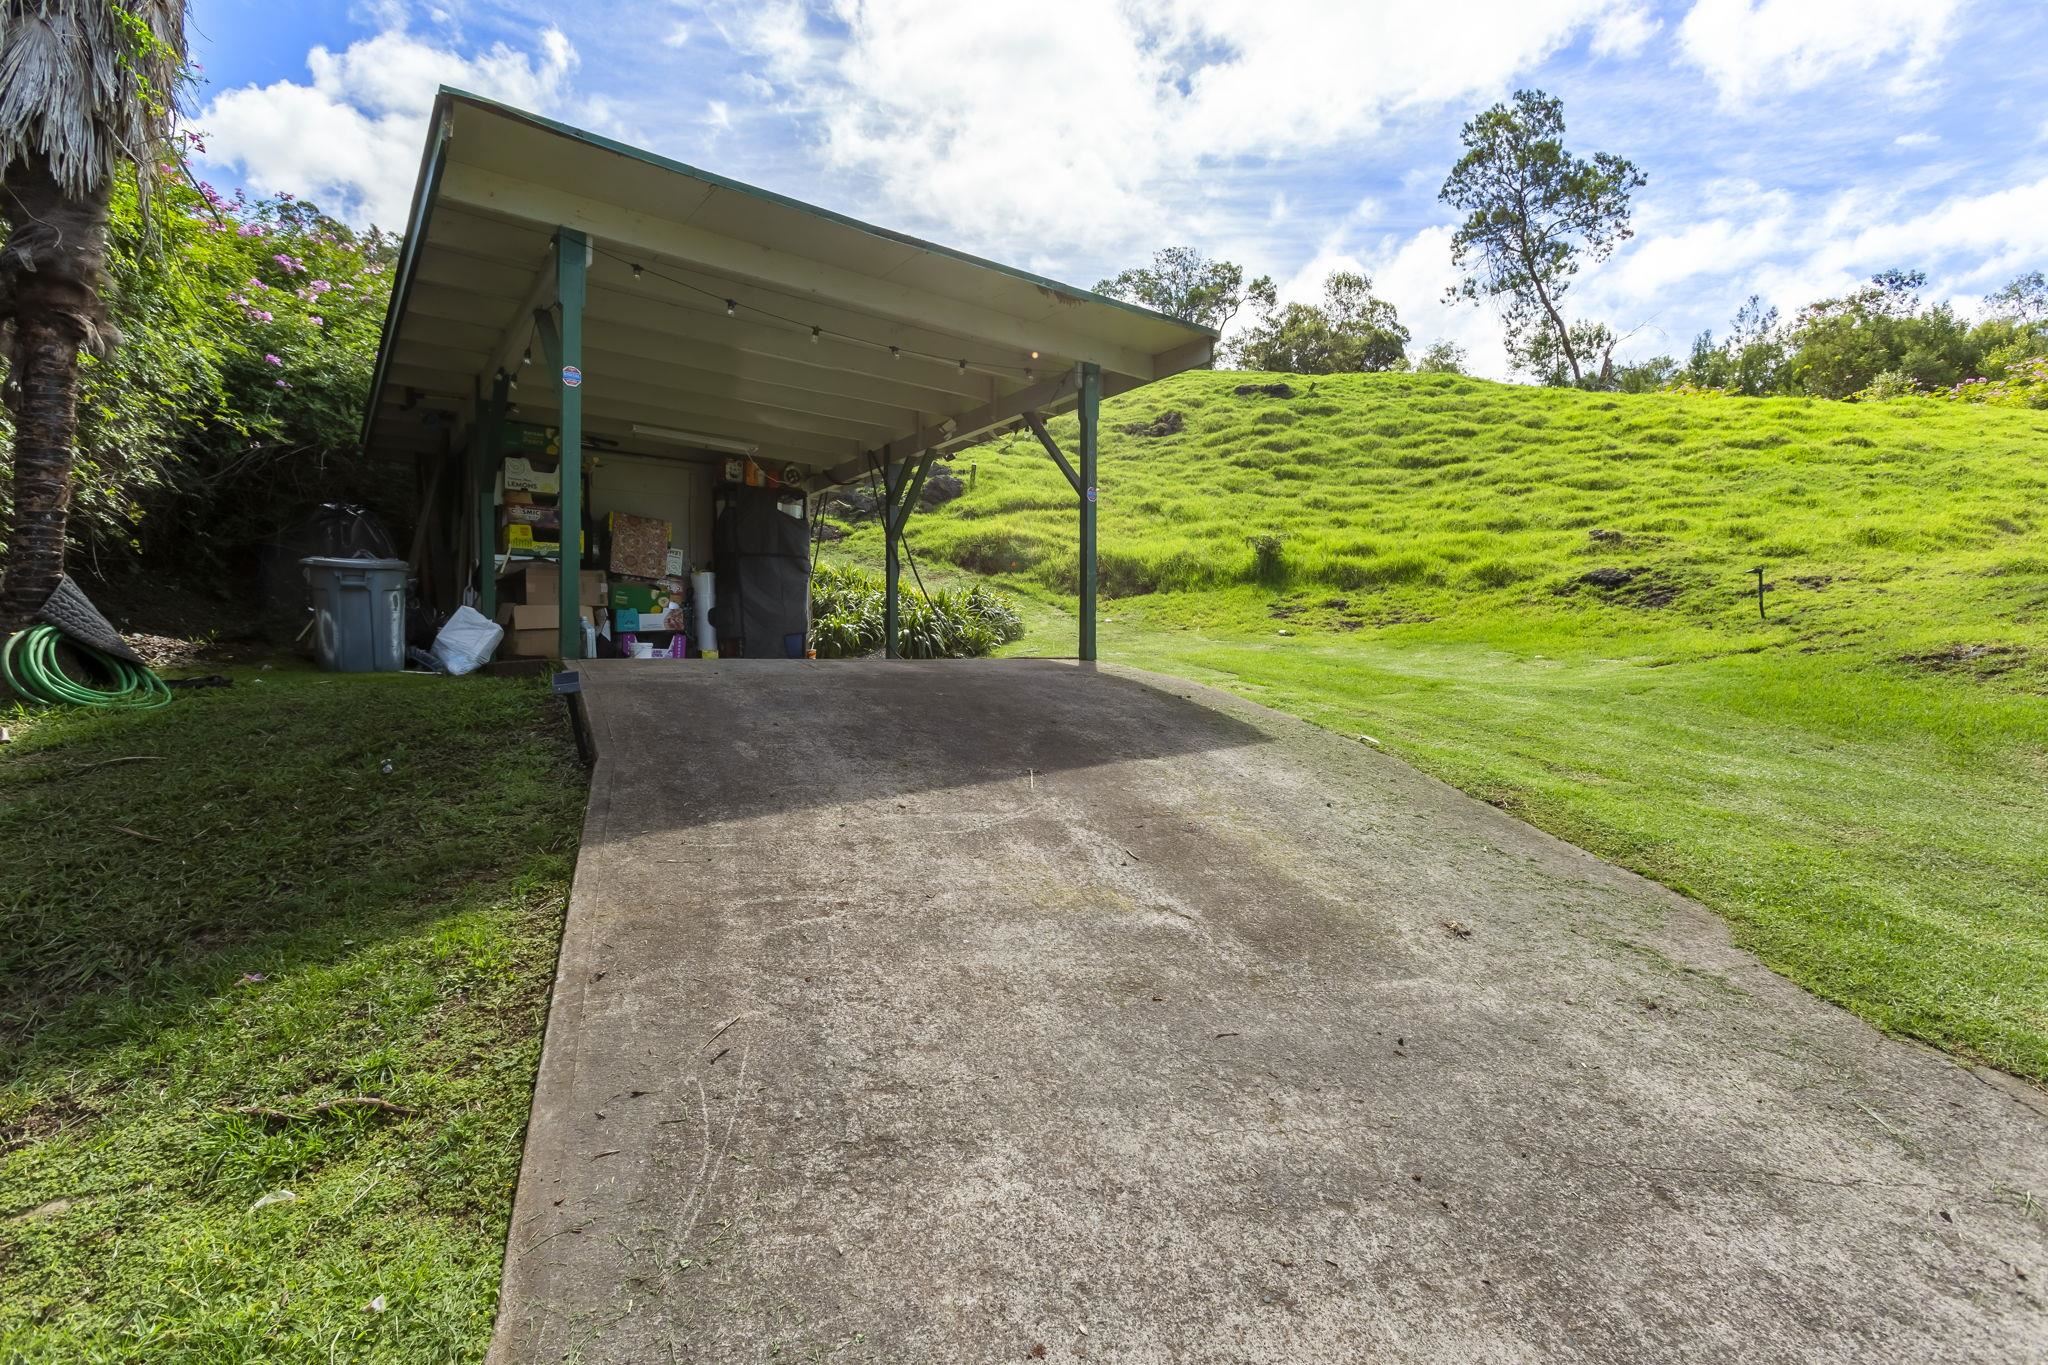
[1078,361,1100,662]
[883,458,902,659]
[478,371,509,620]
[556,228,587,660]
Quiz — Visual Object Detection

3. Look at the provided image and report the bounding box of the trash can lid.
[301,555,411,570]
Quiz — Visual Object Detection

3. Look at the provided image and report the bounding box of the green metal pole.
[555,229,587,660]
[883,458,902,659]
[478,371,509,620]
[1078,361,1100,662]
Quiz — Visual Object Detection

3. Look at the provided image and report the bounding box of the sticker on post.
[1085,486,1098,502]
[561,365,583,388]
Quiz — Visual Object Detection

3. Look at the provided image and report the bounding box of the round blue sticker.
[1085,486,1098,502]
[561,365,582,388]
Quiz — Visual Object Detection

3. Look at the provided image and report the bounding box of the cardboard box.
[505,421,559,456]
[506,563,603,606]
[502,503,560,530]
[506,627,557,659]
[496,602,556,631]
[608,512,671,579]
[504,456,561,495]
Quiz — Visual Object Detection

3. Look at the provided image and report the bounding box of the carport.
[363,88,1216,661]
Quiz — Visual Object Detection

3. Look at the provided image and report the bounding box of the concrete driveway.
[490,659,2046,1364]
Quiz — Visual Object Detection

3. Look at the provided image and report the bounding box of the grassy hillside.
[837,371,2048,1081]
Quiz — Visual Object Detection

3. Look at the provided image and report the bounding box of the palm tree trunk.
[0,153,111,630]
[2,318,82,625]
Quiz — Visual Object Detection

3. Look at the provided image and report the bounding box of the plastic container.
[303,555,409,673]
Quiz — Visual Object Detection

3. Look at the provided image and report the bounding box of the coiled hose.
[0,625,172,709]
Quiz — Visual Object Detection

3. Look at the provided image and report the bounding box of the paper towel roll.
[691,571,717,655]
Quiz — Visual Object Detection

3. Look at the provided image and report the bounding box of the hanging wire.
[587,240,1046,377]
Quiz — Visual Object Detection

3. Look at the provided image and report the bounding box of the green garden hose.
[0,625,172,709]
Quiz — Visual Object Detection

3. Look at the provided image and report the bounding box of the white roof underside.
[365,90,1216,486]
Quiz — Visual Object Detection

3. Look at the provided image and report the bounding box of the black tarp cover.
[711,485,809,658]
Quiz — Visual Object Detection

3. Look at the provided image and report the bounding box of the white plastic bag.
[431,605,504,676]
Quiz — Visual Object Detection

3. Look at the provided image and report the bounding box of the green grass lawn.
[0,669,584,1362]
[837,369,2048,1082]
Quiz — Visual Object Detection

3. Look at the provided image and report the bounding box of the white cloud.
[1677,0,1961,106]
[1893,131,1940,149]
[1591,2,1661,59]
[663,22,691,49]
[727,0,1651,260]
[198,25,580,226]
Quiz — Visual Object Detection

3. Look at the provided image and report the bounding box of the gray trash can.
[303,556,409,672]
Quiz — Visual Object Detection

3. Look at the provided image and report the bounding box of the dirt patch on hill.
[1897,643,2031,679]
[1121,410,1186,438]
[1560,566,1685,609]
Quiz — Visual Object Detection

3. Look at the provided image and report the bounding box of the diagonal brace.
[886,454,935,538]
[1023,411,1081,495]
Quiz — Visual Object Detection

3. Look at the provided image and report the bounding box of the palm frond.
[0,1,188,198]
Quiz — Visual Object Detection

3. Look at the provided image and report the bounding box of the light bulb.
[521,347,531,367]
[725,299,737,317]
[958,359,968,373]
[631,264,643,280]
[810,327,821,344]
[1029,350,1040,360]
[889,346,901,361]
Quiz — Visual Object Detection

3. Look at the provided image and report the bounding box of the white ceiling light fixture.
[631,424,758,454]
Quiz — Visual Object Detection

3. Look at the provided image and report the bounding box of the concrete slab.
[491,659,2047,1364]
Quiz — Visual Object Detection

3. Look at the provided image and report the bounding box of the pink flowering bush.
[0,162,399,561]
[1935,355,2048,409]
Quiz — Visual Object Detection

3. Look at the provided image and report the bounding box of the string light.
[957,358,968,373]
[521,347,531,367]
[1024,368,1034,382]
[585,242,1046,375]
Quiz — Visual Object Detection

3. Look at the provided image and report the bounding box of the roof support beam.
[556,227,588,661]
[809,368,1084,491]
[1077,362,1100,663]
[1023,412,1080,495]
[488,251,557,386]
[439,163,1161,381]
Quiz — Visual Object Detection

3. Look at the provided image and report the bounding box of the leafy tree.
[1228,271,1409,374]
[1984,271,2047,325]
[0,1,188,626]
[1612,354,1677,393]
[1516,319,1620,388]
[1682,294,1790,395]
[1439,89,1645,387]
[1095,247,1274,333]
[1784,270,1981,398]
[1412,340,1469,374]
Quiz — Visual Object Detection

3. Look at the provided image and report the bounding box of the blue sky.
[188,1,2048,378]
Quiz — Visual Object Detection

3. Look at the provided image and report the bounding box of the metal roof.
[363,89,1217,487]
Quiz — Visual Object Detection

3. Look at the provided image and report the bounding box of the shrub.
[808,565,1021,658]
[1246,533,1287,584]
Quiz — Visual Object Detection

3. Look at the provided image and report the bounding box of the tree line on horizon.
[1094,90,2048,407]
